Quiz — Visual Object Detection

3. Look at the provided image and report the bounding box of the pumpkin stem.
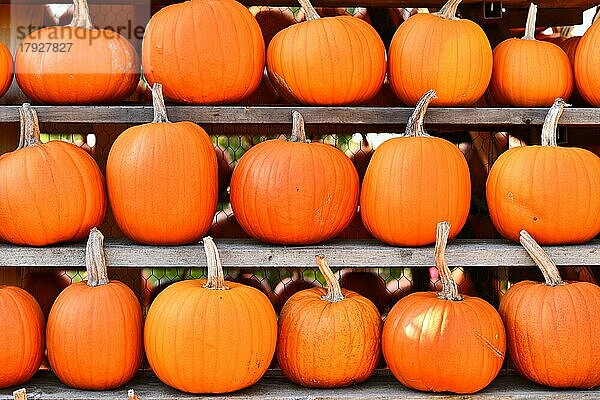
[435,0,463,20]
[405,90,437,137]
[203,236,229,290]
[316,255,344,302]
[519,230,565,287]
[85,228,109,287]
[297,0,320,20]
[436,222,463,301]
[128,390,140,400]
[522,3,538,40]
[13,389,26,400]
[541,98,570,147]
[289,111,309,143]
[69,0,94,29]
[18,103,42,149]
[151,83,169,123]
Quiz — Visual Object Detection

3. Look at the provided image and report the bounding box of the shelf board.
[1,372,598,399]
[0,239,598,268]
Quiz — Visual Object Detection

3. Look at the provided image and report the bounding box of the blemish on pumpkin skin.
[507,192,514,202]
[475,332,504,358]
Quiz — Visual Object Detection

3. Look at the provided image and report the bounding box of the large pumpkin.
[575,18,600,106]
[499,230,600,388]
[145,237,277,393]
[0,42,12,98]
[487,98,600,244]
[360,90,471,246]
[14,0,139,104]
[266,0,386,105]
[383,222,506,394]
[388,1,492,106]
[47,228,143,390]
[490,4,573,107]
[0,286,44,389]
[107,83,218,245]
[0,104,106,246]
[142,0,264,104]
[278,256,381,387]
[230,111,359,244]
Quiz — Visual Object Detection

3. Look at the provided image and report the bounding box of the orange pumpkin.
[499,230,600,388]
[0,104,106,246]
[145,237,277,393]
[383,222,506,394]
[575,19,600,106]
[230,111,359,244]
[266,0,386,105]
[0,286,44,389]
[0,42,12,98]
[388,0,492,106]
[361,90,471,246]
[47,229,143,390]
[278,256,381,387]
[560,36,581,65]
[14,0,139,104]
[490,4,573,107]
[107,84,218,245]
[143,0,264,104]
[487,98,600,244]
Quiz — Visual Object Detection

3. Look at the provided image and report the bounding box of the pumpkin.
[266,0,386,105]
[0,286,44,389]
[360,90,471,246]
[278,256,381,387]
[0,42,12,98]
[336,268,390,314]
[490,4,573,107]
[142,0,264,104]
[560,36,581,65]
[107,83,218,245]
[145,237,277,393]
[0,104,106,246]
[47,228,142,390]
[14,0,139,104]
[383,222,506,394]
[230,111,359,244]
[499,230,600,388]
[23,270,70,318]
[388,0,492,106]
[487,98,600,244]
[575,19,600,106]
[271,269,318,313]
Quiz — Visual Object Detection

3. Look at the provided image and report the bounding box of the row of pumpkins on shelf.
[3,223,600,395]
[2,0,600,107]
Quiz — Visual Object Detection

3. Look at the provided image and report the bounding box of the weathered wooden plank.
[0,239,597,268]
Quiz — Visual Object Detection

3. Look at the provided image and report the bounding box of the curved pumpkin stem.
[69,0,94,29]
[85,228,109,287]
[519,230,565,287]
[405,90,437,137]
[522,3,538,40]
[435,0,462,20]
[289,111,309,143]
[541,98,570,147]
[297,0,320,20]
[436,222,463,301]
[203,236,229,290]
[316,255,344,302]
[13,389,27,400]
[151,83,169,123]
[128,390,140,400]
[18,103,41,149]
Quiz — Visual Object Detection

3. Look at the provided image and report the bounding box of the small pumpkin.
[0,42,12,98]
[107,83,218,245]
[230,111,359,244]
[487,98,600,244]
[278,256,381,387]
[360,90,471,246]
[574,18,600,106]
[271,269,318,313]
[47,228,143,390]
[0,286,44,389]
[145,237,277,393]
[383,222,506,394]
[499,230,600,388]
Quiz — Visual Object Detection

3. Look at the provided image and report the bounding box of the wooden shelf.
[0,239,598,268]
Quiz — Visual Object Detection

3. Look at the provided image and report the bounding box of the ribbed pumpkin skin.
[360,137,471,246]
[47,280,142,390]
[487,147,600,244]
[277,288,381,387]
[0,43,12,98]
[0,142,106,246]
[560,36,581,65]
[499,281,600,388]
[490,39,573,106]
[575,21,600,106]
[383,292,506,394]
[388,14,492,106]
[107,122,217,245]
[0,286,44,389]
[267,16,386,105]
[142,0,264,104]
[230,140,359,244]
[15,27,139,104]
[144,280,277,393]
